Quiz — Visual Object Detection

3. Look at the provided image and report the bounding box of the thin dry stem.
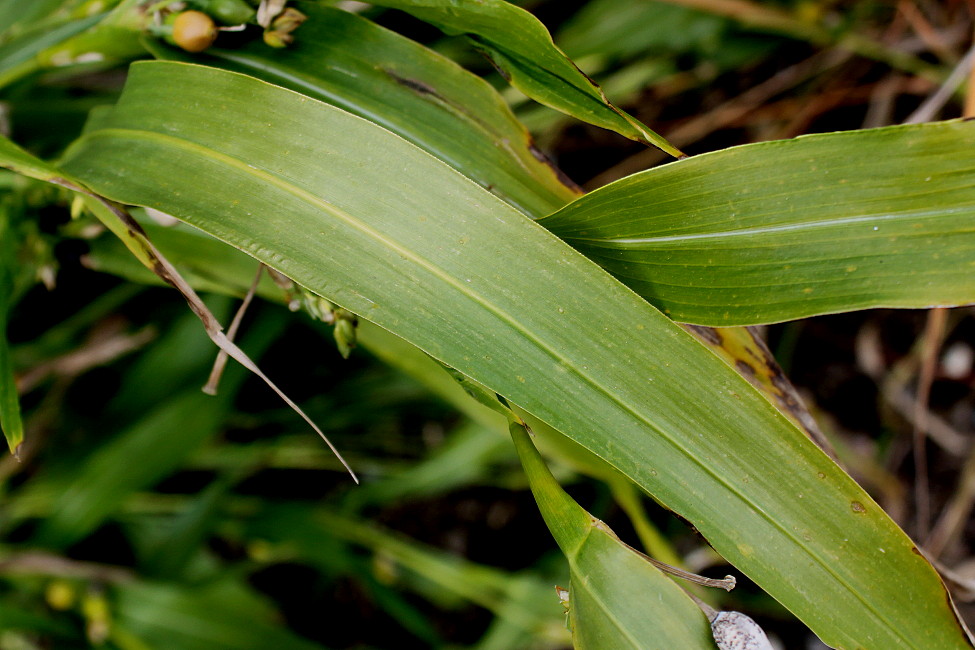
[56,180,359,483]
[587,50,849,188]
[913,307,947,537]
[927,448,975,557]
[202,263,264,395]
[905,42,975,123]
[0,551,134,583]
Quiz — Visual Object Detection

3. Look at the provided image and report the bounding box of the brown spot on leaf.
[735,360,756,377]
[683,324,723,346]
[528,140,583,192]
[469,40,511,81]
[385,70,443,99]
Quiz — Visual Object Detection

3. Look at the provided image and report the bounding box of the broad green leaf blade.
[58,62,972,648]
[539,121,975,326]
[148,3,580,217]
[682,323,834,456]
[510,420,713,649]
[369,0,683,157]
[145,3,827,454]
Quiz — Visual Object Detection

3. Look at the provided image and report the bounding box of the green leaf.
[28,306,284,548]
[510,419,714,648]
[0,601,78,638]
[141,4,828,451]
[0,201,23,454]
[539,121,975,326]
[557,0,725,61]
[0,0,144,90]
[114,579,326,650]
[148,2,580,217]
[368,0,683,157]
[0,133,63,181]
[31,391,227,547]
[0,0,68,37]
[0,11,104,88]
[53,62,974,647]
[249,505,566,644]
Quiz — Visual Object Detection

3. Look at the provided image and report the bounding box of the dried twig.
[0,551,134,583]
[202,263,264,395]
[913,307,948,537]
[16,326,156,395]
[904,42,975,123]
[927,446,975,558]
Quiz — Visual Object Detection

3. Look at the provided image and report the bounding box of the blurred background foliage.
[2,0,975,647]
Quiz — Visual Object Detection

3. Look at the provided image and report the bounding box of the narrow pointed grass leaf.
[53,62,973,647]
[510,419,714,649]
[249,505,565,643]
[539,121,975,326]
[369,0,683,157]
[0,133,62,181]
[0,12,104,88]
[0,202,23,454]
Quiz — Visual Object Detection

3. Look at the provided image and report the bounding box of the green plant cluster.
[1,1,974,648]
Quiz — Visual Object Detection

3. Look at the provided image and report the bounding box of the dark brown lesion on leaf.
[386,71,442,99]
[468,39,512,82]
[735,359,756,378]
[383,69,582,197]
[528,140,583,193]
[683,323,724,347]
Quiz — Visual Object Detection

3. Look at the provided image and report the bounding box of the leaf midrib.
[559,207,975,245]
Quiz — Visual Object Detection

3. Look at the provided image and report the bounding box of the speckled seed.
[710,611,774,650]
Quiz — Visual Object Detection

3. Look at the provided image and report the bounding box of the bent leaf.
[369,0,683,157]
[145,4,828,452]
[0,134,62,181]
[148,2,580,217]
[510,419,714,648]
[56,62,971,648]
[539,121,975,326]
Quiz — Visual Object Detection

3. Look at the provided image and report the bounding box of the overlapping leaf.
[368,0,683,156]
[43,62,972,648]
[510,419,714,648]
[148,2,580,217]
[539,121,975,326]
